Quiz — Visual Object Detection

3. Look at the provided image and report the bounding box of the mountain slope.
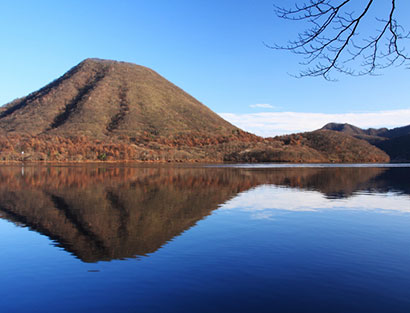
[0,58,239,138]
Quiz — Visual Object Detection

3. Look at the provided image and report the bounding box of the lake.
[1,164,410,312]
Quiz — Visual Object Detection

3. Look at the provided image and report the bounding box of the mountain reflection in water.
[0,165,409,263]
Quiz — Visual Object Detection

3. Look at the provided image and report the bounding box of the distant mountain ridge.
[321,123,388,138]
[321,122,410,139]
[320,123,410,162]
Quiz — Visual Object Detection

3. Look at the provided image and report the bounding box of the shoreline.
[2,160,410,167]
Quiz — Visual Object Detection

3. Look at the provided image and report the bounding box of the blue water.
[1,165,410,312]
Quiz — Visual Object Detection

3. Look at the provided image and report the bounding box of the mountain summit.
[0,58,238,138]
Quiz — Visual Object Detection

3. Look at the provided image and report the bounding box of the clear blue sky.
[1,0,409,135]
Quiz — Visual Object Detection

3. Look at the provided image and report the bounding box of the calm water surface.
[1,165,410,312]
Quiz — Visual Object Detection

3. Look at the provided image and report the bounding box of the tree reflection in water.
[0,165,408,262]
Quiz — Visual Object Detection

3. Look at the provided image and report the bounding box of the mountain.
[320,123,410,161]
[0,59,391,163]
[0,58,239,138]
[321,123,388,139]
[321,123,410,139]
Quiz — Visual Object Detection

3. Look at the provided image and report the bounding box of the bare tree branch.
[269,0,410,80]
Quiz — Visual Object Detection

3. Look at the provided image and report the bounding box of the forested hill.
[320,123,410,162]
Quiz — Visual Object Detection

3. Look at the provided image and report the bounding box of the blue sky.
[1,0,409,135]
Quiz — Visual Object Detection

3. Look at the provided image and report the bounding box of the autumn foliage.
[0,131,262,162]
